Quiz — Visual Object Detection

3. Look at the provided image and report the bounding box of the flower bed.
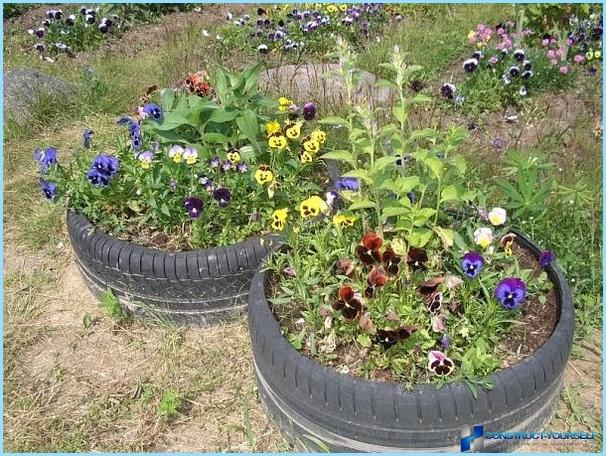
[250,42,574,450]
[34,65,333,325]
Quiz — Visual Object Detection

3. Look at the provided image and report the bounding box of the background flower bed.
[3,3,602,452]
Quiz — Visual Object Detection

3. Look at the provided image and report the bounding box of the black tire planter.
[248,229,574,452]
[67,210,283,326]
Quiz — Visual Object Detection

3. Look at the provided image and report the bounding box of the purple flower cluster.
[117,117,143,152]
[87,154,119,187]
[34,146,59,200]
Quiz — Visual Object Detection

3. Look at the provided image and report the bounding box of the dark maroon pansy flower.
[426,291,443,314]
[428,350,454,376]
[375,326,417,349]
[382,247,401,275]
[332,286,363,320]
[212,187,231,207]
[418,276,444,296]
[355,232,383,266]
[365,267,388,298]
[406,248,428,271]
[410,79,424,92]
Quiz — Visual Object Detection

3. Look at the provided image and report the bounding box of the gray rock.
[4,68,75,124]
[259,63,394,110]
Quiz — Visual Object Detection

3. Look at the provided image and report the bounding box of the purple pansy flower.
[40,180,57,200]
[142,103,163,122]
[428,350,454,376]
[441,83,456,99]
[494,277,526,309]
[83,129,94,149]
[221,160,233,172]
[209,156,221,168]
[461,251,485,278]
[34,147,58,174]
[213,187,231,207]
[538,250,556,268]
[440,335,451,349]
[184,197,204,219]
[335,176,360,191]
[236,162,249,173]
[303,101,317,121]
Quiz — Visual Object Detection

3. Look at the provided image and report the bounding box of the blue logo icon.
[461,425,485,452]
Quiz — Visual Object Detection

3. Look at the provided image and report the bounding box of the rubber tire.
[67,209,283,326]
[248,229,574,452]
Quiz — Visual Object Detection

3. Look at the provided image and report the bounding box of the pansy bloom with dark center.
[213,187,231,207]
[428,350,454,376]
[461,251,485,278]
[365,267,388,298]
[302,101,316,121]
[382,247,401,275]
[409,79,424,92]
[538,250,555,268]
[406,248,428,272]
[513,49,525,62]
[426,291,443,314]
[509,66,520,77]
[83,129,94,149]
[184,196,204,219]
[375,326,417,349]
[441,83,456,99]
[494,277,526,309]
[40,180,57,200]
[332,286,363,320]
[142,103,163,122]
[355,232,383,266]
[463,57,479,72]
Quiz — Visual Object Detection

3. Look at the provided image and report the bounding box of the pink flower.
[550,59,558,65]
[497,27,505,35]
[574,54,585,64]
[432,315,445,332]
[542,38,550,47]
[547,49,556,59]
[489,56,499,65]
[555,48,564,58]
[566,38,573,46]
[560,65,569,74]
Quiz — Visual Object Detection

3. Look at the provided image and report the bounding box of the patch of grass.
[157,388,183,423]
[100,289,131,325]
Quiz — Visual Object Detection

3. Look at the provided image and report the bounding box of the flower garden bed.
[248,228,573,451]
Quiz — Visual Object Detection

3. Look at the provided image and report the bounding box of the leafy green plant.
[100,289,130,325]
[157,388,182,422]
[494,150,555,220]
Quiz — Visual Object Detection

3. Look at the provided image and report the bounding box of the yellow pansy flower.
[226,148,241,163]
[339,4,348,12]
[487,207,507,226]
[333,213,356,229]
[310,129,326,144]
[467,30,476,40]
[298,150,313,164]
[265,120,281,137]
[326,4,338,13]
[268,132,288,150]
[301,135,320,154]
[595,50,601,59]
[284,120,302,139]
[299,195,328,218]
[183,147,198,165]
[255,165,274,185]
[168,144,184,164]
[271,208,289,231]
[138,152,153,170]
[278,96,293,112]
[586,50,594,61]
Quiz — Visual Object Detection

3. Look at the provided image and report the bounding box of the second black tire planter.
[248,230,574,452]
[67,210,283,326]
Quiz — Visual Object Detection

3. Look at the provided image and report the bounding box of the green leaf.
[319,150,356,167]
[201,132,228,144]
[319,116,349,128]
[424,157,443,179]
[236,109,260,145]
[160,203,171,217]
[413,208,436,226]
[392,105,407,124]
[147,114,195,131]
[410,94,432,104]
[452,155,467,175]
[370,155,396,176]
[375,79,399,90]
[208,108,239,123]
[411,128,438,140]
[409,228,433,247]
[382,206,410,218]
[357,334,372,348]
[434,226,454,249]
[394,176,420,194]
[349,199,375,210]
[342,169,372,185]
[440,185,460,202]
[160,89,175,111]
